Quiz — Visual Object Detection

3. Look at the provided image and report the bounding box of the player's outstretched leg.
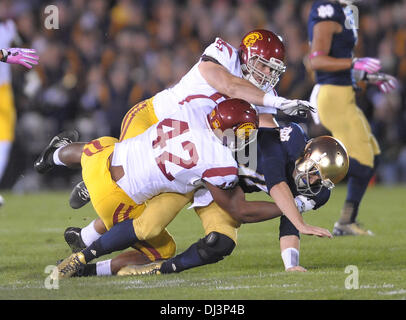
[332,157,376,236]
[117,232,235,276]
[69,181,90,209]
[34,130,79,173]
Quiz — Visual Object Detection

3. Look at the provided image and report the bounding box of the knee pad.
[196,232,235,264]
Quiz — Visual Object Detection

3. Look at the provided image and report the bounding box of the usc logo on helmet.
[211,119,221,129]
[235,122,256,140]
[243,32,263,47]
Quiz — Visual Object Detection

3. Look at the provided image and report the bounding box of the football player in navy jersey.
[231,123,349,272]
[72,123,348,277]
[307,0,397,235]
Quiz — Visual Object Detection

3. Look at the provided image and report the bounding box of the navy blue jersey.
[238,123,330,210]
[308,0,357,85]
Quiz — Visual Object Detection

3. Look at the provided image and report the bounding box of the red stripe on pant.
[139,240,162,260]
[112,204,133,225]
[83,139,105,156]
[112,203,161,260]
[119,102,148,141]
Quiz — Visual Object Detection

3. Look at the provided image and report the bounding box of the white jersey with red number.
[152,37,278,121]
[0,20,17,85]
[111,105,238,204]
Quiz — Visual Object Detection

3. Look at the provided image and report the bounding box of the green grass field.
[0,185,405,300]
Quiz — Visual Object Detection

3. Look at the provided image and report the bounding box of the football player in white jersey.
[65,29,316,208]
[34,29,321,277]
[0,19,38,202]
[150,29,314,127]
[56,29,317,250]
[40,99,331,279]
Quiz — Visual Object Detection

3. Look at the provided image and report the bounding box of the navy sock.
[347,158,374,201]
[160,242,204,274]
[81,219,138,263]
[75,264,96,277]
[341,157,375,223]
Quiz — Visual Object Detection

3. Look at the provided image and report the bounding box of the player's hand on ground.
[298,223,333,238]
[279,99,316,117]
[286,266,307,272]
[1,48,39,69]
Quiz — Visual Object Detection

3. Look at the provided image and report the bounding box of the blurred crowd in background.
[0,0,405,192]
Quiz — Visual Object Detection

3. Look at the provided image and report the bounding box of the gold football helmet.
[294,136,349,196]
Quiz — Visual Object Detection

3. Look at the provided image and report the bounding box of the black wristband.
[0,49,9,62]
[351,57,357,69]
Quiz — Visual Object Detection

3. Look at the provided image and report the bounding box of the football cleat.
[34,130,79,174]
[64,227,87,253]
[332,222,374,236]
[51,252,86,280]
[69,181,90,209]
[56,259,95,277]
[117,261,163,276]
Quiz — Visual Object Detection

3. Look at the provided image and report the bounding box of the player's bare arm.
[309,21,352,72]
[269,181,332,238]
[198,60,267,107]
[204,181,283,223]
[199,60,315,118]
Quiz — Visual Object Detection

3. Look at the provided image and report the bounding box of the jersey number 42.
[152,119,199,181]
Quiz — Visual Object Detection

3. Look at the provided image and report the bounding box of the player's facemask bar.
[242,55,286,93]
[294,153,335,196]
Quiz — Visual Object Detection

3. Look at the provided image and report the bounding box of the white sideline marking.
[378,289,406,296]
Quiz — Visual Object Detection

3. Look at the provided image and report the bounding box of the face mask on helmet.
[239,30,286,92]
[243,56,286,92]
[294,153,334,196]
[294,136,349,196]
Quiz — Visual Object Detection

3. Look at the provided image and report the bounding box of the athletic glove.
[353,68,398,94]
[0,48,39,69]
[352,57,381,74]
[367,73,398,94]
[278,99,316,117]
[263,93,315,117]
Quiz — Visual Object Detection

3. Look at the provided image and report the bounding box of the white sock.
[0,141,12,181]
[80,220,102,246]
[96,259,112,276]
[52,146,67,166]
